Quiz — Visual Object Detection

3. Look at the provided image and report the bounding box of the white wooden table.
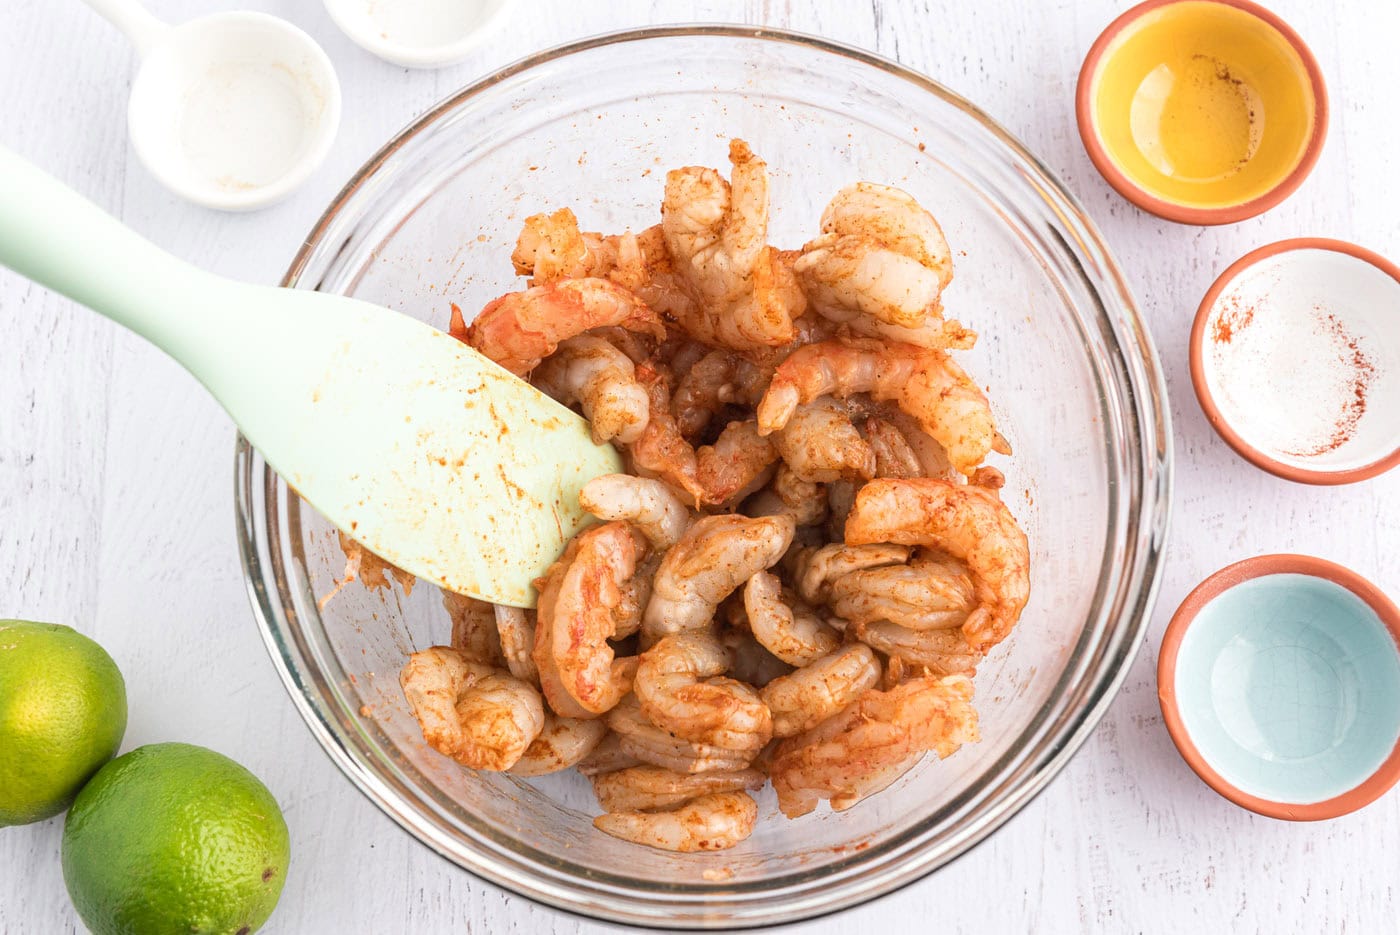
[3,0,1398,931]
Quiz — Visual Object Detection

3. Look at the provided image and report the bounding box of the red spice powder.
[1211,293,1255,344]
[1284,307,1376,457]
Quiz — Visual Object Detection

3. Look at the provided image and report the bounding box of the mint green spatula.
[0,146,621,607]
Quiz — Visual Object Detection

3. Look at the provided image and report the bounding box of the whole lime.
[62,742,290,935]
[0,619,127,826]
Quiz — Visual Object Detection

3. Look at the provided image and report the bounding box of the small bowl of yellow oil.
[1077,0,1327,225]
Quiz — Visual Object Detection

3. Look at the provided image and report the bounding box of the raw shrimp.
[443,591,504,666]
[862,415,922,479]
[607,695,755,773]
[322,532,415,608]
[400,647,545,771]
[792,542,912,605]
[635,631,773,753]
[576,732,642,778]
[593,791,758,852]
[591,765,765,813]
[467,277,664,375]
[773,396,875,483]
[662,142,801,349]
[769,675,979,817]
[756,339,1007,476]
[533,522,643,718]
[672,349,768,438]
[532,335,649,444]
[720,628,794,688]
[851,404,958,481]
[663,140,768,307]
[696,419,779,505]
[509,714,609,777]
[761,644,882,738]
[830,555,977,630]
[742,571,840,666]
[511,208,618,283]
[823,182,954,293]
[613,553,657,640]
[844,478,1030,652]
[579,474,691,549]
[626,364,706,503]
[494,605,539,685]
[853,621,983,677]
[643,514,795,640]
[745,464,829,527]
[797,182,971,347]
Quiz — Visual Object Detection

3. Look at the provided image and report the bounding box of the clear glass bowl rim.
[234,24,1174,930]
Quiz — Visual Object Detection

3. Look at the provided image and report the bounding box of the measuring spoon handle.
[82,0,170,57]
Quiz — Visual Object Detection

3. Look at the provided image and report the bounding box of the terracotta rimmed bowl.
[1077,0,1327,224]
[1159,555,1400,820]
[1190,238,1400,485]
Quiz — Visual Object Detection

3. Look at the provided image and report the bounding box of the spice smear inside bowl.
[1192,239,1400,483]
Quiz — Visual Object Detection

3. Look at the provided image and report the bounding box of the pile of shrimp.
[397,140,1030,853]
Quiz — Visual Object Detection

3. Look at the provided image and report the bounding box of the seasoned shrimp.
[830,555,976,630]
[509,714,609,777]
[672,349,767,438]
[443,591,504,666]
[635,632,774,753]
[533,522,642,718]
[773,396,875,483]
[643,514,795,640]
[512,208,618,283]
[862,415,922,479]
[769,675,979,817]
[792,542,911,605]
[467,278,664,375]
[743,571,840,666]
[696,419,779,505]
[592,765,765,813]
[400,647,545,771]
[745,464,829,527]
[823,182,955,293]
[756,338,1007,476]
[844,478,1030,652]
[613,553,656,641]
[532,335,649,444]
[761,644,882,738]
[594,791,758,852]
[626,364,706,503]
[662,141,801,349]
[607,695,755,773]
[851,404,959,481]
[720,628,794,688]
[580,474,691,549]
[576,732,642,778]
[663,140,768,307]
[494,605,539,685]
[322,532,415,608]
[854,620,983,677]
[797,182,971,348]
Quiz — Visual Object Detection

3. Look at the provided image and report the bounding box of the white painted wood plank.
[2,0,1398,932]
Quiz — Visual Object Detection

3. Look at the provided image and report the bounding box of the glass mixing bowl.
[235,26,1172,929]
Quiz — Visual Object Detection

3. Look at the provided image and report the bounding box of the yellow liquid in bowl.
[1092,1,1317,209]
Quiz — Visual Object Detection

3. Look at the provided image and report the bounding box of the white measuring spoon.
[0,146,621,606]
[84,0,341,211]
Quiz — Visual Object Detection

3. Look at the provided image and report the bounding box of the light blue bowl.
[1160,556,1400,819]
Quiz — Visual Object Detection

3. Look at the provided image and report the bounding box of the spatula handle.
[0,144,221,366]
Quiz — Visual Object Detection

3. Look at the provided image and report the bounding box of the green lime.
[0,619,127,826]
[62,742,290,935]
